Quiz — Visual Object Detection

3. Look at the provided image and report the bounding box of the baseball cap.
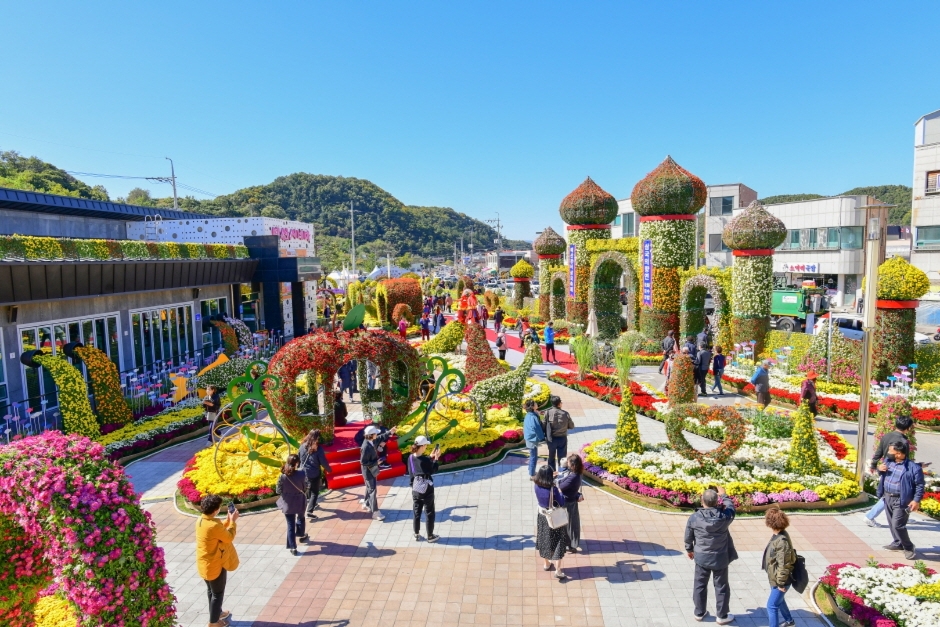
[414,435,431,446]
[364,425,380,436]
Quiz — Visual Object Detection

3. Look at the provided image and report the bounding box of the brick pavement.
[134,362,940,627]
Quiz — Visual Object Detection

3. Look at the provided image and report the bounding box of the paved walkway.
[132,332,940,627]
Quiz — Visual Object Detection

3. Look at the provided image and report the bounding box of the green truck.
[771,287,829,332]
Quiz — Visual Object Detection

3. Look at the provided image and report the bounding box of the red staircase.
[323,422,407,489]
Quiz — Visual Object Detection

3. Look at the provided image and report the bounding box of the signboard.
[778,261,820,274]
[781,294,798,304]
[568,244,576,297]
[642,239,653,306]
[296,257,322,282]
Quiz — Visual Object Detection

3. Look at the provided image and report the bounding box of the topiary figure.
[392,303,414,325]
[723,201,787,355]
[666,353,696,405]
[872,257,931,381]
[786,401,822,476]
[464,323,505,387]
[534,226,566,320]
[420,321,466,355]
[631,155,707,217]
[510,259,534,308]
[469,339,542,417]
[873,395,916,460]
[611,348,643,456]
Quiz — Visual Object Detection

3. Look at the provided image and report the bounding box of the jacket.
[534,484,566,509]
[800,379,817,404]
[276,470,307,515]
[877,459,926,508]
[195,514,239,580]
[544,327,555,344]
[523,410,546,445]
[712,354,726,371]
[762,530,797,587]
[299,445,332,479]
[696,331,708,349]
[661,336,676,355]
[408,454,438,488]
[684,341,698,359]
[695,349,713,372]
[494,310,504,323]
[683,497,738,570]
[870,431,910,470]
[557,471,582,502]
[360,431,393,468]
[543,407,575,442]
[751,367,769,393]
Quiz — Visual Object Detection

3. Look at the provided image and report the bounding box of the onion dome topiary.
[877,256,930,301]
[630,156,707,217]
[559,177,619,225]
[722,200,787,250]
[510,258,534,278]
[533,226,566,256]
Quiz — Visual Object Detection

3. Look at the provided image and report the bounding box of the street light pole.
[350,202,359,279]
[855,213,882,489]
[165,157,178,210]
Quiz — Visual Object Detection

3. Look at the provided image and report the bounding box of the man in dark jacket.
[684,336,698,360]
[684,486,737,624]
[877,440,925,560]
[659,330,676,375]
[695,347,713,397]
[866,415,916,527]
[543,396,575,471]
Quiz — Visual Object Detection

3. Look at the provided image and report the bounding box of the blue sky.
[2,2,938,242]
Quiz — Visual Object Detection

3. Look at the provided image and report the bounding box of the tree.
[0,150,110,201]
[125,188,156,206]
[260,204,288,218]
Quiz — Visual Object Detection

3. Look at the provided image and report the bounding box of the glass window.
[142,313,154,365]
[21,329,40,401]
[841,226,864,249]
[709,196,734,216]
[788,230,801,250]
[168,309,180,361]
[108,317,120,370]
[622,213,635,238]
[807,229,817,249]
[827,227,840,248]
[916,225,940,247]
[95,319,107,356]
[182,306,195,355]
[927,171,939,194]
[612,215,621,226]
[132,314,143,367]
[708,234,729,252]
[150,311,163,362]
[82,320,95,347]
[0,334,6,402]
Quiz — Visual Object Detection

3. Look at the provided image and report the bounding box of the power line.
[65,170,217,197]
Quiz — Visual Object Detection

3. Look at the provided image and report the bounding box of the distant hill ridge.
[760,185,911,225]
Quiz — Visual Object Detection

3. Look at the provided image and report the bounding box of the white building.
[611,199,637,239]
[910,109,940,283]
[703,183,758,267]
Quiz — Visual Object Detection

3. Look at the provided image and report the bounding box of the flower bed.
[177,438,281,506]
[98,400,208,460]
[0,233,247,262]
[398,406,523,465]
[819,562,940,627]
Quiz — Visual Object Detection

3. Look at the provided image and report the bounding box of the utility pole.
[469,227,474,268]
[165,157,178,210]
[486,213,503,273]
[855,211,883,489]
[350,201,357,278]
[460,237,464,272]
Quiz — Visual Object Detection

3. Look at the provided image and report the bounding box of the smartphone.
[227,501,236,515]
[433,444,441,455]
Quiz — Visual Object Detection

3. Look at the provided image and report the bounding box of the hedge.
[0,234,248,261]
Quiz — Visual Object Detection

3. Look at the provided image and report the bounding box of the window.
[622,213,635,237]
[708,234,730,252]
[787,229,801,250]
[709,196,734,216]
[916,225,940,248]
[928,171,940,195]
[0,334,6,408]
[200,298,229,356]
[841,226,864,250]
[826,227,840,248]
[130,303,197,368]
[612,215,622,226]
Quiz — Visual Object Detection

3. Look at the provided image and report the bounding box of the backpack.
[496,336,505,348]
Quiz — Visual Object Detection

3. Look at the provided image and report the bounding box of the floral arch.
[0,432,175,626]
[267,329,422,440]
[679,274,727,345]
[588,251,637,339]
[549,271,568,322]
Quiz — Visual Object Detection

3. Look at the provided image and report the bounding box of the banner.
[642,239,653,306]
[568,244,576,297]
[778,261,820,274]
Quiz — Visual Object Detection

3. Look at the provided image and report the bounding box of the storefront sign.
[568,244,576,297]
[269,226,311,242]
[777,261,820,274]
[642,239,653,306]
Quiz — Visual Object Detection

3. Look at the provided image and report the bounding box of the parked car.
[814,314,931,345]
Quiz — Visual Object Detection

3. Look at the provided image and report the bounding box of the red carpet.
[322,421,406,489]
[479,322,578,372]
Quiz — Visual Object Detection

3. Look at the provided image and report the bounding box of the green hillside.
[760,185,912,225]
[0,150,109,200]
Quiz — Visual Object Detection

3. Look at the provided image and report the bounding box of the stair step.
[329,451,402,476]
[324,439,400,463]
[325,462,407,489]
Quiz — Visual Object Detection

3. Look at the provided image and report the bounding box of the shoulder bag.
[410,455,431,494]
[789,553,808,593]
[540,487,569,529]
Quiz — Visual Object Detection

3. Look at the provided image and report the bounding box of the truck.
[770,287,829,333]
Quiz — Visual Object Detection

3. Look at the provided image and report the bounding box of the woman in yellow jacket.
[195,494,240,627]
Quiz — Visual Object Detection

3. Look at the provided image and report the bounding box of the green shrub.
[748,408,793,439]
[915,343,940,384]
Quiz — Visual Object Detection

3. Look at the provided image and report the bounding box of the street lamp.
[349,203,362,279]
[854,214,882,488]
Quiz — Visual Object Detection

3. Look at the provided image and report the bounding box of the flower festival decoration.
[0,432,176,627]
[874,395,917,459]
[421,320,466,355]
[267,329,422,438]
[533,227,566,320]
[0,233,247,262]
[665,405,747,466]
[463,323,505,387]
[560,177,618,324]
[376,278,422,325]
[211,319,239,356]
[611,348,643,455]
[632,156,705,340]
[820,562,940,627]
[30,352,100,439]
[679,270,730,348]
[786,402,822,476]
[872,256,930,381]
[224,316,254,349]
[392,303,414,325]
[666,353,696,405]
[589,251,637,339]
[510,259,534,308]
[74,345,133,427]
[469,340,542,415]
[722,200,787,354]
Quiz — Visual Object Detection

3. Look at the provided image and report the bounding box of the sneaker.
[298,534,309,543]
[904,549,917,560]
[373,512,386,521]
[717,615,734,625]
[884,543,903,551]
[289,548,298,556]
[358,498,365,505]
[427,534,440,543]
[693,613,706,622]
[865,518,878,527]
[780,621,795,627]
[414,534,422,542]
[307,514,318,521]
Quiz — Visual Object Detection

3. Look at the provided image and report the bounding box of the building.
[765,196,889,309]
[703,183,758,267]
[911,109,940,283]
[611,199,637,239]
[0,186,319,418]
[484,250,531,272]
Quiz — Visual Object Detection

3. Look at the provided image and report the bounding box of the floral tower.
[872,256,930,381]
[631,156,706,340]
[510,259,534,309]
[722,200,787,354]
[533,226,566,320]
[559,177,618,325]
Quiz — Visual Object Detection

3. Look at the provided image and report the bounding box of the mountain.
[0,151,529,271]
[760,185,912,225]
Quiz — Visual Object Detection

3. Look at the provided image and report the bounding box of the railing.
[2,391,63,443]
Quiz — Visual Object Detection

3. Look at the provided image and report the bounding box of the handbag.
[789,554,809,593]
[410,455,431,495]
[540,487,569,529]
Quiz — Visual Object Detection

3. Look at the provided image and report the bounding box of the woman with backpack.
[495,331,507,360]
[299,429,332,522]
[276,454,308,556]
[409,435,441,543]
[762,508,798,627]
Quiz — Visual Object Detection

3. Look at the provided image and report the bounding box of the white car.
[814,315,931,345]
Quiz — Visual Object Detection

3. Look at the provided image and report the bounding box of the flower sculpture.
[211,319,239,356]
[510,259,534,309]
[464,323,505,387]
[611,351,643,456]
[722,200,787,354]
[0,432,176,627]
[872,256,930,381]
[469,339,542,416]
[786,402,822,476]
[665,405,747,466]
[392,303,414,325]
[421,320,466,355]
[874,395,917,458]
[533,227,566,320]
[665,353,696,405]
[26,352,100,439]
[376,278,422,325]
[632,157,706,340]
[559,177,618,324]
[74,345,133,426]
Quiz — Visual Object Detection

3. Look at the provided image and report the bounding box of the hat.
[364,425,380,437]
[414,435,431,446]
[806,371,818,379]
